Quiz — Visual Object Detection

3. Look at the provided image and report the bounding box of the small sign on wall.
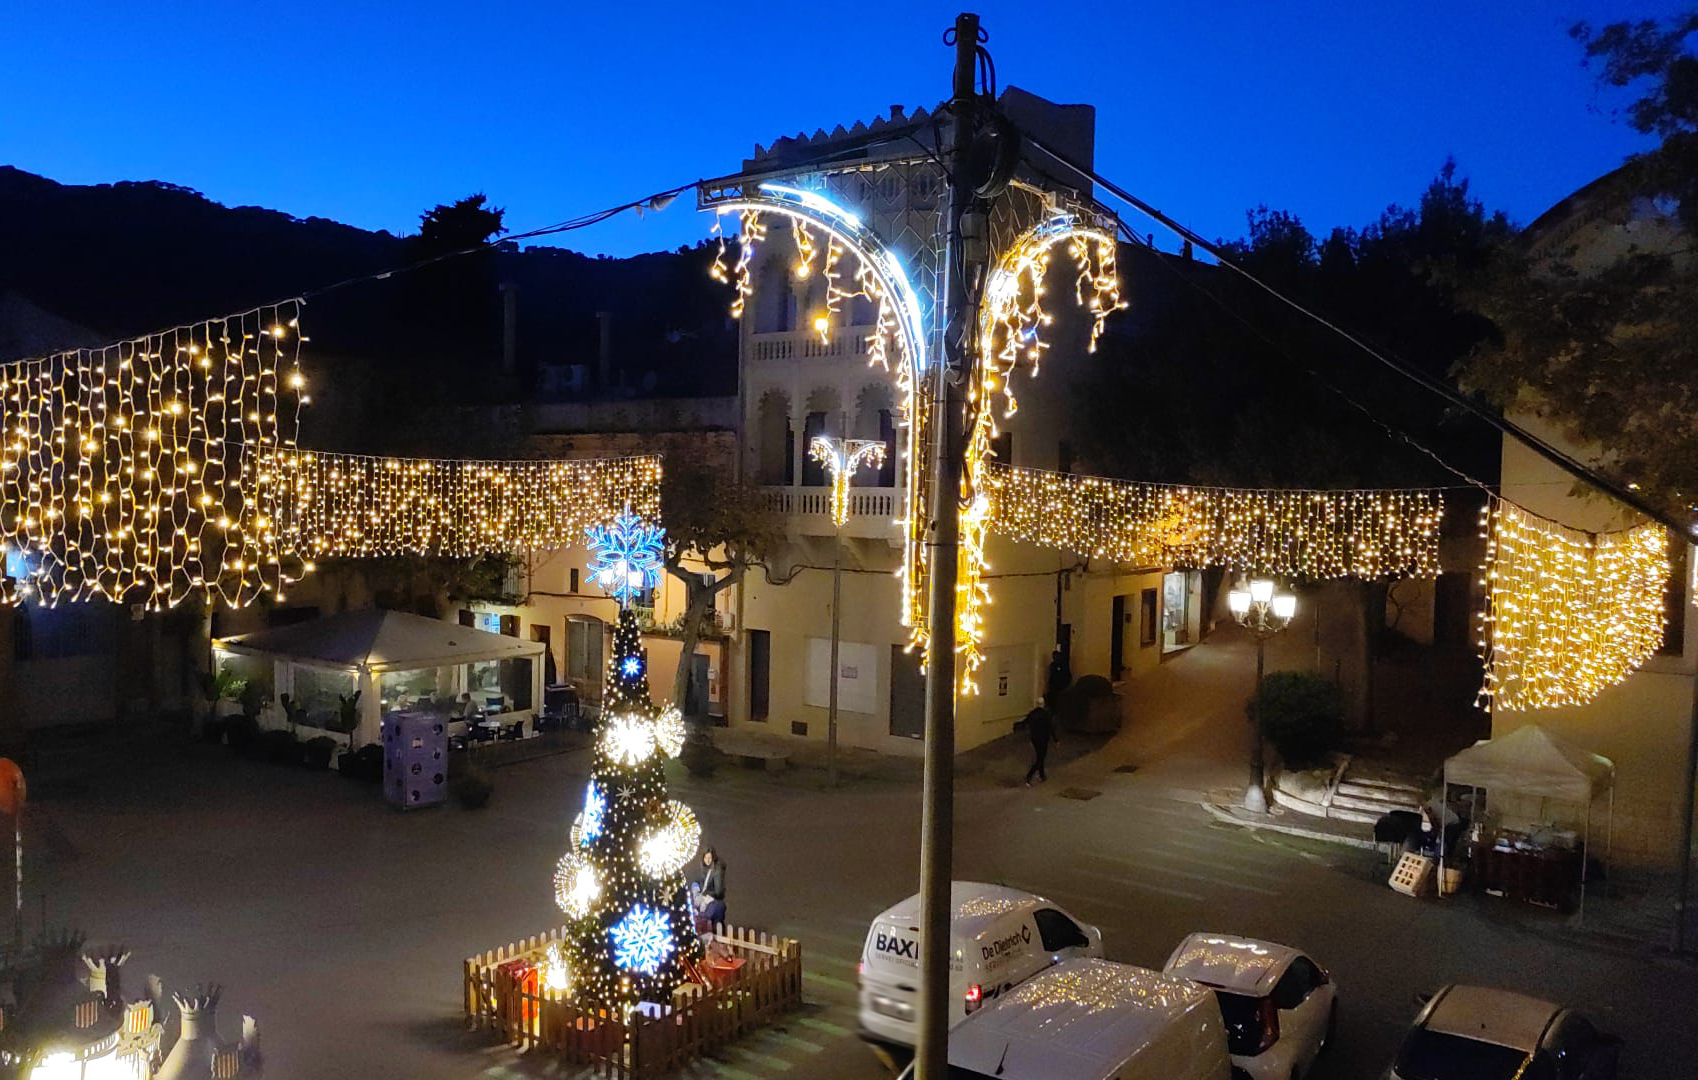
[804,638,878,714]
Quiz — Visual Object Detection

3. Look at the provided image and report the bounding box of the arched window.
[754,260,792,333]
[755,390,792,485]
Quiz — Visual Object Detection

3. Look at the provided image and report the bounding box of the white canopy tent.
[1443,723,1615,916]
[215,609,546,747]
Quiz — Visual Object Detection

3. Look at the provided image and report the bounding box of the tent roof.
[218,609,544,673]
[1445,723,1615,803]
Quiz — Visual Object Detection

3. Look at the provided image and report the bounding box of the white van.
[858,882,1102,1054]
[941,958,1233,1080]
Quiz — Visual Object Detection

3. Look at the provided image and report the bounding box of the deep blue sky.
[0,2,1681,257]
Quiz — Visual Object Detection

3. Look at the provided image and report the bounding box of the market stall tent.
[1443,723,1615,915]
[214,609,546,747]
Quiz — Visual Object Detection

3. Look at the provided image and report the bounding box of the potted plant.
[304,736,338,770]
[259,728,303,766]
[333,691,364,776]
[196,668,245,744]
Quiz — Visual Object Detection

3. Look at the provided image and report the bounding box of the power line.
[1010,120,1694,538]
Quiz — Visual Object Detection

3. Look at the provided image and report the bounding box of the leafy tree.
[412,193,507,256]
[659,447,782,710]
[1463,13,1698,526]
[1253,671,1345,768]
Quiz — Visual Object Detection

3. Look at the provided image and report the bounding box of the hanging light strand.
[985,462,1446,579]
[1477,497,1670,711]
[2,302,305,609]
[265,449,661,558]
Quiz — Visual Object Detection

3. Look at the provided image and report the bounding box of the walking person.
[1023,703,1058,786]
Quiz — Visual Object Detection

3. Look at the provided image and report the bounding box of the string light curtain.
[985,462,1445,579]
[1478,498,1669,711]
[1,303,305,608]
[267,449,661,558]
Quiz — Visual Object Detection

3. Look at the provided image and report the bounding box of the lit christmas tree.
[550,514,702,1010]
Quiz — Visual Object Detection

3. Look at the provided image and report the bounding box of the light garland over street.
[266,449,661,558]
[985,462,1446,579]
[2,303,305,608]
[1477,498,1671,711]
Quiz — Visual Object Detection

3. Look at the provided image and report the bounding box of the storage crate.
[1389,852,1434,896]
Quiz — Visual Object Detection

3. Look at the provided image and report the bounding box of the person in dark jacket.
[1024,704,1058,786]
[697,848,727,926]
[1045,647,1071,709]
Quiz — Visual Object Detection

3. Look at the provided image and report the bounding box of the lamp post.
[1229,578,1296,813]
[809,435,888,788]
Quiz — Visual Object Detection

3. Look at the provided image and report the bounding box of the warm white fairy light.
[809,436,889,528]
[267,450,660,558]
[540,942,572,995]
[987,462,1445,578]
[1,303,305,609]
[1477,498,1669,711]
[651,706,686,758]
[636,801,700,878]
[599,711,658,766]
[553,850,603,919]
[950,217,1126,691]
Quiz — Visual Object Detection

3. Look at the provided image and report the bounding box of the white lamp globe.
[1249,579,1275,605]
[1228,589,1251,616]
[1271,593,1297,621]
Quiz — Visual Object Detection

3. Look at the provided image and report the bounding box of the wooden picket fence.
[464,923,803,1077]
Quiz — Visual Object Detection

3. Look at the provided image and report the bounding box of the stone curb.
[1200,800,1383,851]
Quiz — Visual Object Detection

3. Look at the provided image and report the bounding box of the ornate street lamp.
[809,435,888,787]
[1228,578,1297,813]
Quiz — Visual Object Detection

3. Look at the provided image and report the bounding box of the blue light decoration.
[608,903,676,974]
[620,654,644,679]
[578,782,605,846]
[585,512,666,606]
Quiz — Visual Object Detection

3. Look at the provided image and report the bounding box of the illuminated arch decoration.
[2,303,306,609]
[706,182,936,661]
[707,184,1130,692]
[267,450,661,558]
[956,217,1125,690]
[1477,498,1669,711]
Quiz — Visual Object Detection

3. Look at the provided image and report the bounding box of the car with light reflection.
[858,882,1101,1062]
[1385,984,1620,1080]
[893,957,1232,1080]
[1162,932,1336,1080]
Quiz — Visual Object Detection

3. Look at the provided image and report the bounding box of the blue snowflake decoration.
[620,654,644,678]
[608,903,676,974]
[586,512,666,606]
[578,782,605,846]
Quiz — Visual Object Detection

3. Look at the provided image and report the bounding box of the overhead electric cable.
[1010,120,1692,537]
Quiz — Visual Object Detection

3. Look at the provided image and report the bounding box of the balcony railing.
[761,485,901,537]
[749,328,873,363]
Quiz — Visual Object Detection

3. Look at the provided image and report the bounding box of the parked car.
[1162,933,1335,1080]
[895,957,1232,1080]
[858,882,1102,1059]
[1386,984,1620,1080]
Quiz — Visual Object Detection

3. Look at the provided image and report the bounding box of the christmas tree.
[550,516,701,1010]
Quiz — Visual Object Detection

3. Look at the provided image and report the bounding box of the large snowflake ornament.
[608,904,676,974]
[585,512,666,605]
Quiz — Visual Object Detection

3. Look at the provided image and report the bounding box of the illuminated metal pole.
[810,436,887,788]
[1674,679,1697,953]
[917,13,983,1080]
[1228,579,1296,814]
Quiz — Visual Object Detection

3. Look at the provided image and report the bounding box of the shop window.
[469,657,533,712]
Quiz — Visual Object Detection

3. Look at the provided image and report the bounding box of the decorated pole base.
[465,924,802,1077]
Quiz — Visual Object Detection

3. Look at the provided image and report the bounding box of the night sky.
[1,2,1681,257]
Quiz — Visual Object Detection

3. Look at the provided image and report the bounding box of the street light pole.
[1229,579,1296,814]
[809,436,887,789]
[917,14,984,1080]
